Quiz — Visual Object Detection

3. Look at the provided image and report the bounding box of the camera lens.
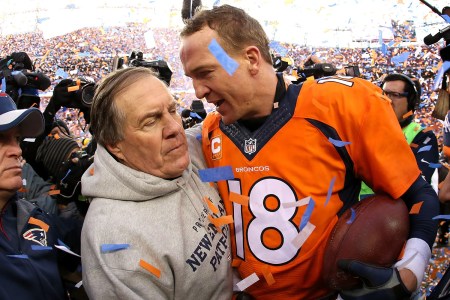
[81,83,95,106]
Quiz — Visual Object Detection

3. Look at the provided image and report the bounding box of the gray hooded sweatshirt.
[80,132,232,300]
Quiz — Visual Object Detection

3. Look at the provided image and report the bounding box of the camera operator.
[182,99,207,129]
[17,77,96,220]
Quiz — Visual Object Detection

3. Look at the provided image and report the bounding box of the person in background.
[0,92,81,300]
[180,5,439,299]
[80,67,232,300]
[360,73,439,198]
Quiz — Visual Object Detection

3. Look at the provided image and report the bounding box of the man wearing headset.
[360,73,440,199]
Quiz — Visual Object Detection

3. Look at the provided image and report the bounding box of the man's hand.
[52,79,76,107]
[338,260,412,300]
[57,152,93,205]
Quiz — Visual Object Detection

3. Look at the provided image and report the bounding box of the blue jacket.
[0,195,81,300]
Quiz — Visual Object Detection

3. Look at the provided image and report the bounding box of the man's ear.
[245,46,261,75]
[106,142,125,161]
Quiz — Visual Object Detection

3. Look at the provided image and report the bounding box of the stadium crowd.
[1,23,446,148]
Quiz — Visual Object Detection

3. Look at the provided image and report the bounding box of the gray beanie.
[36,137,80,180]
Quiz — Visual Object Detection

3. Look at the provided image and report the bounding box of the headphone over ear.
[382,73,420,112]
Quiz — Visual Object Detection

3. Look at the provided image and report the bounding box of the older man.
[81,67,232,300]
[0,92,81,299]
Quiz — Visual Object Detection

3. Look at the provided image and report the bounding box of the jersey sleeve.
[347,79,421,198]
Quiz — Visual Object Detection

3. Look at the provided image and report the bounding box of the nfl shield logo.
[244,138,257,155]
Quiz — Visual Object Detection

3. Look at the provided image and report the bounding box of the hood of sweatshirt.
[81,144,192,202]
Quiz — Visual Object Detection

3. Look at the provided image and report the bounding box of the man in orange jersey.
[180,4,439,300]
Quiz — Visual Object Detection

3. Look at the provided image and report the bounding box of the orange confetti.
[232,259,242,268]
[229,192,249,206]
[18,187,27,193]
[89,167,94,176]
[402,111,413,120]
[48,190,60,196]
[139,259,161,278]
[209,215,233,227]
[50,184,57,190]
[409,201,423,214]
[203,196,219,214]
[410,143,418,149]
[67,86,80,92]
[262,265,276,286]
[54,133,60,140]
[28,217,49,232]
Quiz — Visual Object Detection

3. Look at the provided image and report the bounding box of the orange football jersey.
[201,76,420,299]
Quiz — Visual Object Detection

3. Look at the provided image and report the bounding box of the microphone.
[424,25,450,45]
[181,0,202,21]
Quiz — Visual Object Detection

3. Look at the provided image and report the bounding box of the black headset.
[381,73,420,112]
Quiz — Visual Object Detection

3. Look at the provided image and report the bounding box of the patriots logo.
[23,228,47,246]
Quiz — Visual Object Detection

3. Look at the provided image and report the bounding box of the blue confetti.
[324,177,336,206]
[443,15,450,23]
[418,145,432,153]
[199,166,234,182]
[7,254,29,259]
[328,137,351,147]
[55,68,69,79]
[208,39,239,76]
[101,244,130,253]
[190,112,203,120]
[428,163,442,169]
[346,208,356,224]
[391,52,410,65]
[432,214,450,220]
[299,197,315,231]
[196,134,202,141]
[31,245,53,251]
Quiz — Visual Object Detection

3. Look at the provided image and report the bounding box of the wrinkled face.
[110,76,189,179]
[0,127,23,194]
[382,80,409,123]
[180,27,256,125]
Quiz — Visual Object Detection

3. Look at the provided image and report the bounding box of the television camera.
[0,52,51,109]
[113,51,173,86]
[272,55,360,84]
